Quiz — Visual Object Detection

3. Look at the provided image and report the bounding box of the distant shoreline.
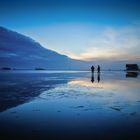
[0,69,140,72]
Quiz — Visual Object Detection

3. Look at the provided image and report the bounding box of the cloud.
[68,25,140,61]
[16,23,140,62]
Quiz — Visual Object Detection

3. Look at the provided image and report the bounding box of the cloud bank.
[16,23,140,63]
[68,25,140,61]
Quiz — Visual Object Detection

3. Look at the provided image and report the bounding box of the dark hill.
[0,26,91,70]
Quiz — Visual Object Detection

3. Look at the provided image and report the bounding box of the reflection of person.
[97,73,100,83]
[97,65,100,73]
[91,73,94,83]
[91,65,95,73]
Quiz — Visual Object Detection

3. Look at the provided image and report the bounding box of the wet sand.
[0,71,140,140]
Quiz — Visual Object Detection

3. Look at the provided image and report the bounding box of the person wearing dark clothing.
[91,65,95,73]
[91,65,94,83]
[97,65,100,73]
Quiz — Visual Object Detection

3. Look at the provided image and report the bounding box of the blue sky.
[0,0,140,61]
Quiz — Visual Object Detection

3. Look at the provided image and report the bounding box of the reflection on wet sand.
[0,71,140,140]
[97,73,100,83]
[91,73,94,83]
[69,74,140,101]
[91,72,100,83]
[126,71,139,78]
[0,72,69,112]
[0,71,139,112]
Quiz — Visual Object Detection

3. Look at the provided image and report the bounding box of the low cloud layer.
[16,23,140,63]
[69,25,140,61]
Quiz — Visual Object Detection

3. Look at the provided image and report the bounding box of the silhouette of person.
[97,72,100,83]
[91,73,94,83]
[91,65,95,73]
[97,65,100,73]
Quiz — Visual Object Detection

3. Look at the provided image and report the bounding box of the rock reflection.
[126,72,139,78]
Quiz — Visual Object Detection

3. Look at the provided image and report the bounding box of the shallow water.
[0,71,140,140]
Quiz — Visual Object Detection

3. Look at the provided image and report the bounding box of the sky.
[0,0,140,61]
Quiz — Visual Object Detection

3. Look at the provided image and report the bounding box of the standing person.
[91,65,95,83]
[97,65,100,73]
[91,65,95,73]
